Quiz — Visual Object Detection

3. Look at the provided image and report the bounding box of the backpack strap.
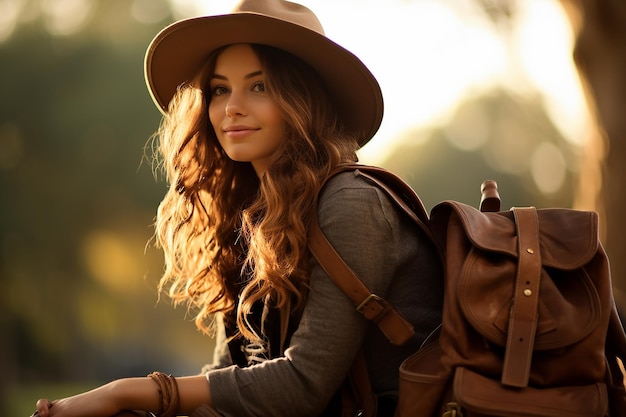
[308,199,415,346]
[356,169,433,241]
[308,164,430,346]
[501,207,542,387]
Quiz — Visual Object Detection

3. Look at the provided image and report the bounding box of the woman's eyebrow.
[211,70,263,81]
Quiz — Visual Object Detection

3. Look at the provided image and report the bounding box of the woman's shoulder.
[319,169,381,200]
[317,168,402,222]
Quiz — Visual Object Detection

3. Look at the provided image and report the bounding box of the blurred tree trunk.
[560,0,626,311]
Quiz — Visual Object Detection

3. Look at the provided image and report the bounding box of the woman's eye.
[252,81,266,92]
[212,85,229,96]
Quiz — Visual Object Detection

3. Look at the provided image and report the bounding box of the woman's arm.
[33,374,212,417]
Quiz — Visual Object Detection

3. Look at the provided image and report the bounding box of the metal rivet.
[523,289,532,296]
[526,248,534,254]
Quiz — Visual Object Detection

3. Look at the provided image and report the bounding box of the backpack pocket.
[396,335,450,417]
[449,366,609,417]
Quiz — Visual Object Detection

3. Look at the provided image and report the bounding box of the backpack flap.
[432,202,600,268]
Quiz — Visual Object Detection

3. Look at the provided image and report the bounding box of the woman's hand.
[32,399,53,417]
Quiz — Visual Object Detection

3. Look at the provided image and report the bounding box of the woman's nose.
[225,92,246,117]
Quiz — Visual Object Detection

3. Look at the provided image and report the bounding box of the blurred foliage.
[0,0,581,415]
[0,1,214,414]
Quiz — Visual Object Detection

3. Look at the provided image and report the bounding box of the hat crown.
[233,0,324,35]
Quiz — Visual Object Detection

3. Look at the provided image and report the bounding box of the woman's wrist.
[106,377,160,413]
[100,374,211,415]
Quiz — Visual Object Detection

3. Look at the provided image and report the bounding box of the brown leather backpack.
[309,164,626,417]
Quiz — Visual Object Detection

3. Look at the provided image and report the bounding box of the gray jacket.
[205,169,442,417]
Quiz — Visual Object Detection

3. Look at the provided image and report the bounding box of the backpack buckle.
[443,402,464,417]
[356,293,389,320]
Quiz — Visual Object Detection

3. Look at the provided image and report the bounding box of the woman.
[33,1,442,416]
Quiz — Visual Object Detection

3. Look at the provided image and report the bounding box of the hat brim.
[144,13,383,146]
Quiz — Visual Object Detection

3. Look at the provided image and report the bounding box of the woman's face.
[208,44,286,176]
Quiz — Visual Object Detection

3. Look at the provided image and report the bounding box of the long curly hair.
[152,44,360,345]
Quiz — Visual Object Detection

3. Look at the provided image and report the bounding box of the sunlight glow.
[0,0,23,42]
[41,0,94,36]
[531,141,567,194]
[82,230,146,294]
[515,0,589,145]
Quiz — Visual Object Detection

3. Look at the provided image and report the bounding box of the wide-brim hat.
[144,0,383,146]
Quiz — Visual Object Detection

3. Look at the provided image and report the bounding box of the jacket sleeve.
[206,171,408,417]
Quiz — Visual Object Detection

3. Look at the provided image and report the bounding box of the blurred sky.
[164,0,589,164]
